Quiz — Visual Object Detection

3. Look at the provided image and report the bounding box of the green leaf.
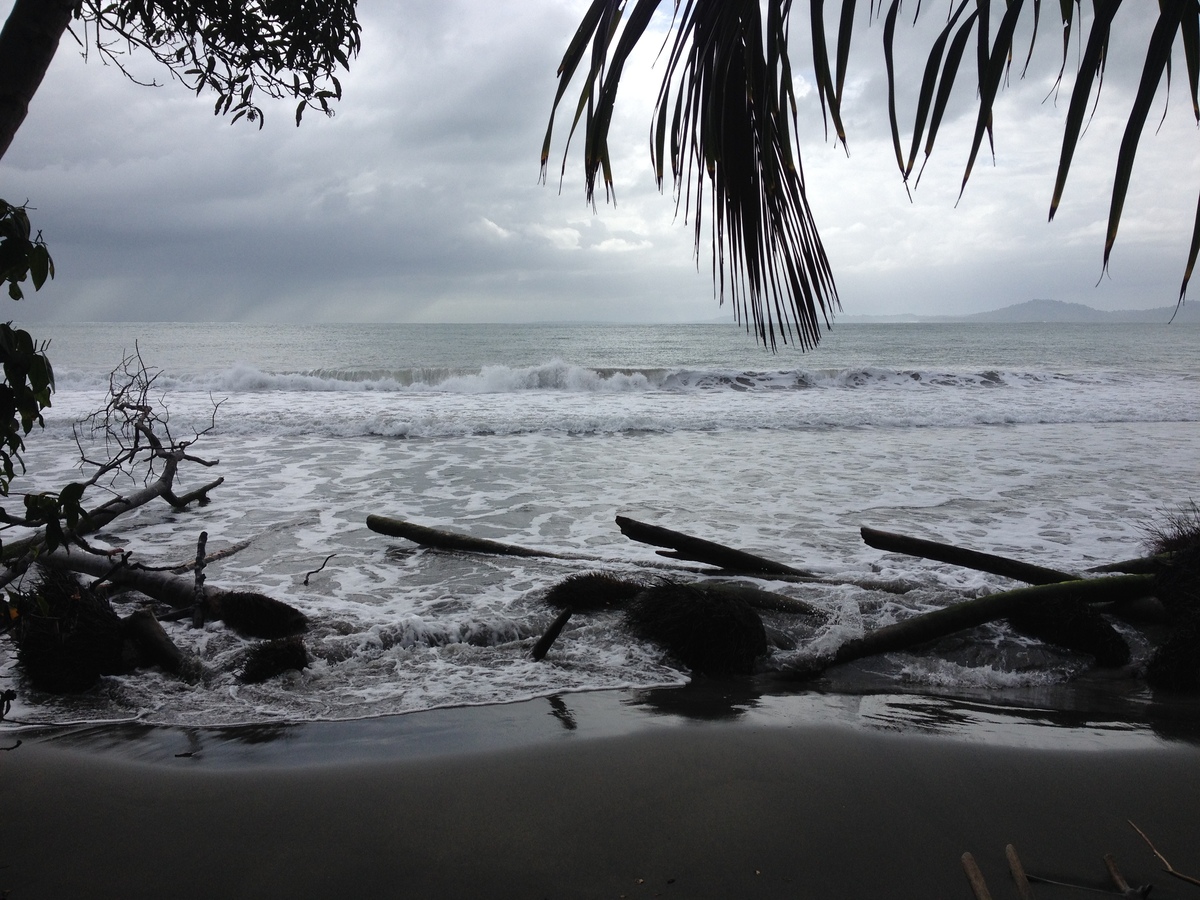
[1103,2,1183,271]
[959,0,1026,201]
[28,246,50,291]
[1048,0,1120,220]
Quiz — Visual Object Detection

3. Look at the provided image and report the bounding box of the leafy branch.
[71,0,361,127]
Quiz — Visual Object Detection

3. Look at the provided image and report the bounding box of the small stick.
[531,608,574,661]
[1006,844,1036,900]
[1130,820,1200,888]
[1104,854,1131,893]
[1026,874,1122,895]
[962,852,994,900]
[303,554,337,586]
[191,531,208,628]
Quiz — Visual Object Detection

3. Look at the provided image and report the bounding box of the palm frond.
[545,0,840,349]
[548,0,1200,344]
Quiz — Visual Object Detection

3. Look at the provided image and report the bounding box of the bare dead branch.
[1130,820,1200,888]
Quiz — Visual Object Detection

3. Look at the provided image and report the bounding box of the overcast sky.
[1,1,1196,324]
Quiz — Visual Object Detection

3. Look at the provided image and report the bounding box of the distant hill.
[842,298,1200,324]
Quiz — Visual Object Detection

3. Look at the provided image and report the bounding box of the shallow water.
[2,322,1198,728]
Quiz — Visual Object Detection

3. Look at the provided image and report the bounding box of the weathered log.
[787,574,1155,678]
[615,516,812,577]
[1088,554,1168,575]
[366,515,564,558]
[122,609,187,675]
[42,548,200,607]
[860,526,1078,585]
[1,466,223,562]
[39,549,307,638]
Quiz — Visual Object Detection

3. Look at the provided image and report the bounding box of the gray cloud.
[0,1,1193,326]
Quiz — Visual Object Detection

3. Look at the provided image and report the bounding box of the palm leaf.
[1103,2,1184,271]
[959,0,1026,200]
[915,9,979,187]
[547,0,1199,346]
[1048,0,1121,220]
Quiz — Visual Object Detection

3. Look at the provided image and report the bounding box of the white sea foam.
[3,322,1199,728]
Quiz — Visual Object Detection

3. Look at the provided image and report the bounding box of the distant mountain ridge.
[841,298,1200,324]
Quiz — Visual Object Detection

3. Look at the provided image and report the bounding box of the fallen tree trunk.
[39,548,308,638]
[860,527,1078,585]
[1,463,223,562]
[786,573,1156,678]
[615,516,813,577]
[122,608,188,676]
[366,515,565,558]
[42,547,207,608]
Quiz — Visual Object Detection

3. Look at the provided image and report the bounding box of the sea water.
[2,321,1199,729]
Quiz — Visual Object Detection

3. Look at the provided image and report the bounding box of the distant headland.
[839,298,1200,324]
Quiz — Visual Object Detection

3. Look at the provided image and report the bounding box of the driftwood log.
[2,458,222,565]
[616,516,813,577]
[40,548,308,639]
[366,515,564,558]
[861,526,1078,584]
[786,573,1155,678]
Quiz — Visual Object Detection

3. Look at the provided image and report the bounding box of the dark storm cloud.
[0,2,1193,325]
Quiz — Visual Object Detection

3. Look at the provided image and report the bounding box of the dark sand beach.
[4,685,1200,900]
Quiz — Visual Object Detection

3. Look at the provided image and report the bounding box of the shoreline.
[4,687,1200,899]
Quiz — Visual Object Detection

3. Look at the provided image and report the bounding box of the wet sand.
[3,688,1199,900]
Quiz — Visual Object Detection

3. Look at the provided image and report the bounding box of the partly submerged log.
[39,549,307,638]
[532,580,776,673]
[1006,598,1131,666]
[9,567,128,692]
[860,526,1078,585]
[206,591,309,639]
[531,608,574,661]
[625,583,768,676]
[787,574,1155,678]
[122,609,189,676]
[366,515,564,558]
[8,568,203,690]
[238,636,308,683]
[615,516,813,577]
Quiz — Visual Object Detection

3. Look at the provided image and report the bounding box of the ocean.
[3,320,1199,733]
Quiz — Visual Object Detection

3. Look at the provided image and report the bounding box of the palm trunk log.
[787,573,1155,678]
[615,515,813,577]
[860,526,1078,584]
[366,515,564,558]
